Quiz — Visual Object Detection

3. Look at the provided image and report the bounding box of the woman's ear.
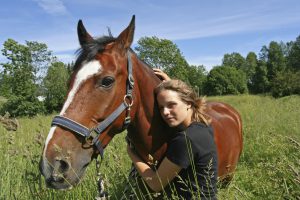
[187,104,192,110]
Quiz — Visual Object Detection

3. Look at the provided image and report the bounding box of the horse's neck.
[128,55,170,164]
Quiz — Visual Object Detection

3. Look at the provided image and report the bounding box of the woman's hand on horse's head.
[153,68,171,81]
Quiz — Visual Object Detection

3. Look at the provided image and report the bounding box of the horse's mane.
[128,48,153,70]
[73,35,154,73]
[73,35,116,71]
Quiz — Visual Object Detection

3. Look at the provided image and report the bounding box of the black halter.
[51,51,134,158]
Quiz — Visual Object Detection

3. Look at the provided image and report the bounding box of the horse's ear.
[77,20,93,46]
[116,15,135,50]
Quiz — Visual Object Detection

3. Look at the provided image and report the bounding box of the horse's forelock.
[73,36,116,71]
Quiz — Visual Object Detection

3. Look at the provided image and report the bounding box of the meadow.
[0,95,299,200]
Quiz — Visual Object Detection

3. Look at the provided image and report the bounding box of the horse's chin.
[43,167,87,190]
[45,174,82,190]
[46,180,74,190]
[40,155,90,190]
[46,181,73,190]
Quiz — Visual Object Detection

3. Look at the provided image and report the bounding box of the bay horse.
[40,15,243,195]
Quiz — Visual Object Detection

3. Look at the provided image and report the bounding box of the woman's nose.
[161,107,170,116]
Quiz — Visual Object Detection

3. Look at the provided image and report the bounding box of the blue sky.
[1,0,299,71]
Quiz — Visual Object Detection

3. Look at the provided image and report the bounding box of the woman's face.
[157,89,192,127]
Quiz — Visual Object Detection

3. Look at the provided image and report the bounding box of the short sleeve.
[166,133,192,169]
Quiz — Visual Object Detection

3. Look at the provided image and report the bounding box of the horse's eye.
[100,76,115,88]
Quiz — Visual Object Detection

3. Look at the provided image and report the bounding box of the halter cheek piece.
[51,51,134,158]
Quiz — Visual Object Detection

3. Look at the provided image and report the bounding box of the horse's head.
[40,16,137,189]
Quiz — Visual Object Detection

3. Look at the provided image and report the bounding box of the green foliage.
[135,36,190,82]
[271,70,300,97]
[0,96,7,110]
[135,36,188,70]
[0,73,11,97]
[266,41,286,82]
[222,52,245,69]
[287,35,300,71]
[0,95,45,117]
[43,62,70,113]
[134,35,300,97]
[1,39,34,97]
[249,61,270,94]
[205,66,248,95]
[186,65,207,95]
[1,95,299,199]
[26,41,53,83]
[0,39,53,117]
[250,38,300,97]
[244,52,257,81]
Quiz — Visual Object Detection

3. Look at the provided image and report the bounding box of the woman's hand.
[153,68,171,81]
[126,138,182,192]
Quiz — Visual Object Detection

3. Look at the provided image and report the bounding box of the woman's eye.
[167,103,176,109]
[100,76,115,88]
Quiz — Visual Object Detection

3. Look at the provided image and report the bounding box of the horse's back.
[207,101,243,180]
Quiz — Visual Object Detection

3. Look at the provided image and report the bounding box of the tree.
[134,36,189,81]
[0,72,10,97]
[287,35,300,71]
[245,52,258,91]
[259,45,268,62]
[26,41,53,84]
[0,39,48,117]
[250,61,269,94]
[266,41,286,82]
[271,70,300,97]
[204,66,247,95]
[245,52,257,79]
[222,52,245,69]
[1,39,36,97]
[186,65,207,95]
[43,62,70,113]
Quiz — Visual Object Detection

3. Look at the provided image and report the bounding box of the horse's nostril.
[51,159,70,183]
[53,158,70,175]
[59,159,69,172]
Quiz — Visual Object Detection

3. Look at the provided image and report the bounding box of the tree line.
[0,35,299,117]
[136,36,300,97]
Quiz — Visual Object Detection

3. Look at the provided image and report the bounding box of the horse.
[40,15,243,196]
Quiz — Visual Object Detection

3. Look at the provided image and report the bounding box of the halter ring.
[123,94,133,107]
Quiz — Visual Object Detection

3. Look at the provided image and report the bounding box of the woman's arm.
[127,145,182,192]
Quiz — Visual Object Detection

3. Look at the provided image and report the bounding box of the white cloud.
[33,0,68,15]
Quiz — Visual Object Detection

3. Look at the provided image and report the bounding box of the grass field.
[0,95,299,199]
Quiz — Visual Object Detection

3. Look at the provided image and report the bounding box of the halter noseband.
[51,51,134,158]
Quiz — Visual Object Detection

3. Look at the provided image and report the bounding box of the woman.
[127,69,218,199]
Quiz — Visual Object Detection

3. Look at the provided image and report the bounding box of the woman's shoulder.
[188,121,212,131]
[186,122,214,139]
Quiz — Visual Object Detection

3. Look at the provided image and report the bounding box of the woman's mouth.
[165,117,175,122]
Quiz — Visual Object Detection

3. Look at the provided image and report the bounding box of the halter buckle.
[124,116,131,126]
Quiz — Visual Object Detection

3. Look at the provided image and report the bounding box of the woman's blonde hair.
[154,79,211,126]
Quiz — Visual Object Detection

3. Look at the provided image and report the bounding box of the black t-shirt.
[164,122,218,199]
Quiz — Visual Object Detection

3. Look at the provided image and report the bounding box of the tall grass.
[0,95,299,199]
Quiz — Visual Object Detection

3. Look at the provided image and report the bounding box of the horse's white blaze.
[60,60,102,115]
[42,60,102,172]
[43,127,56,156]
[42,126,56,175]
